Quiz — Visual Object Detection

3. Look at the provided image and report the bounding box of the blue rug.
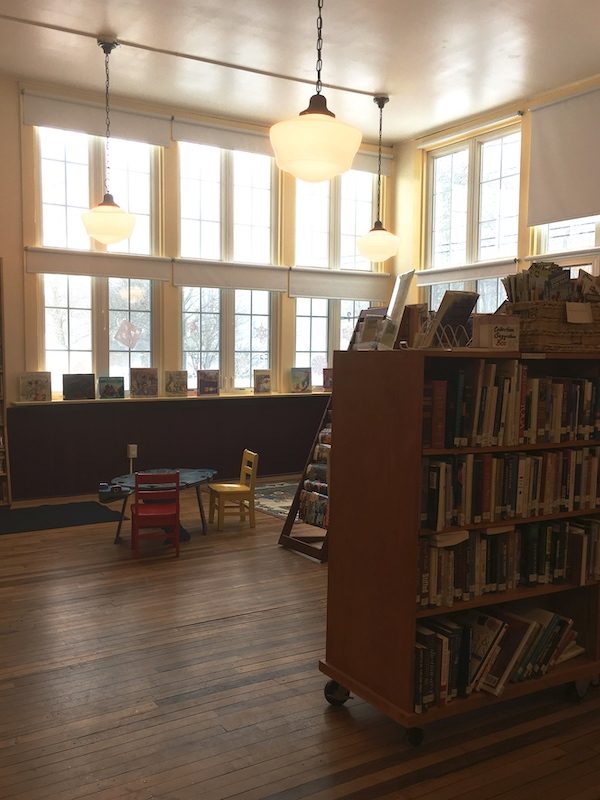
[0,501,123,534]
[254,482,298,520]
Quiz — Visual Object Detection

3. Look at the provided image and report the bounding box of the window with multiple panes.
[44,274,93,393]
[294,170,376,382]
[425,126,521,311]
[107,278,153,389]
[179,145,274,390]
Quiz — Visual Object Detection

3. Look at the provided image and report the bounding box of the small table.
[109,468,217,543]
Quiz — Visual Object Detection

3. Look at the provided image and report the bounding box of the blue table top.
[111,468,216,489]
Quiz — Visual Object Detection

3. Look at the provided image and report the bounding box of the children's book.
[197,369,220,396]
[63,373,96,400]
[130,368,158,397]
[322,368,333,391]
[164,370,188,397]
[253,369,271,394]
[290,367,311,393]
[415,290,479,348]
[18,371,52,401]
[98,376,125,399]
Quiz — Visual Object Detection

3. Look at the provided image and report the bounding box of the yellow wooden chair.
[208,449,259,530]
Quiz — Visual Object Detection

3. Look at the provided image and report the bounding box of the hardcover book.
[415,290,479,349]
[97,376,125,399]
[322,368,333,391]
[197,369,220,396]
[18,371,52,402]
[129,368,159,397]
[63,373,96,400]
[164,370,188,397]
[253,369,271,394]
[290,367,311,393]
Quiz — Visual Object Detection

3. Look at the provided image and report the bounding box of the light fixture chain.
[376,102,383,222]
[315,0,323,94]
[104,47,111,195]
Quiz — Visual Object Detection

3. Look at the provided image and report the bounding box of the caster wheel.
[324,680,350,706]
[406,727,425,746]
[566,679,591,702]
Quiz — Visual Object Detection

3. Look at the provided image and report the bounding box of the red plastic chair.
[131,471,181,557]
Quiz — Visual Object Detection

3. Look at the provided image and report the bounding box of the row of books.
[298,490,329,528]
[422,447,600,531]
[414,605,583,712]
[423,361,600,450]
[417,518,599,609]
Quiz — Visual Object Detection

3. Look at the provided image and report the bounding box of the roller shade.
[25,247,172,281]
[528,88,600,226]
[288,267,393,301]
[22,91,172,146]
[416,258,518,287]
[173,259,288,291]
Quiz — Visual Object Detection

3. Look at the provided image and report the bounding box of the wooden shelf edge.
[424,438,600,456]
[421,507,600,535]
[319,656,600,726]
[416,581,587,617]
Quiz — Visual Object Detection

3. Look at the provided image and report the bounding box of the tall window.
[44,275,92,393]
[179,143,221,260]
[233,152,272,263]
[234,290,270,388]
[37,127,156,255]
[539,215,600,253]
[426,126,521,310]
[295,298,329,386]
[182,287,221,390]
[108,278,153,389]
[39,127,90,250]
[294,170,376,379]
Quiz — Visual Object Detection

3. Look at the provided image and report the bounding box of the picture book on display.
[98,376,125,399]
[322,368,333,391]
[415,290,479,348]
[253,369,271,394]
[63,373,96,400]
[290,367,311,393]
[19,371,52,402]
[129,368,158,397]
[197,369,220,396]
[164,370,188,396]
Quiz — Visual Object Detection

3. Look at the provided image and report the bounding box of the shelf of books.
[0,261,10,505]
[278,400,331,562]
[320,348,600,742]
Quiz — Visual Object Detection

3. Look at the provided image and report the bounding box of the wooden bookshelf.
[319,349,600,744]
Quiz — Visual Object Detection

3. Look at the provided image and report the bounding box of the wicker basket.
[505,301,600,352]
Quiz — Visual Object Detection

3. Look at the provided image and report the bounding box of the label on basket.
[566,302,593,324]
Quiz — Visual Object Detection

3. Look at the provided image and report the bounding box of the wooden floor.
[1,492,600,800]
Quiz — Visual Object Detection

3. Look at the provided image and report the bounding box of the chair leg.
[131,519,139,556]
[249,498,256,528]
[240,500,246,522]
[174,522,180,557]
[217,496,225,531]
[209,491,215,523]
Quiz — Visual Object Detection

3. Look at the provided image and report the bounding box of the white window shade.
[416,258,517,287]
[528,88,600,227]
[288,267,393,301]
[25,247,172,281]
[22,91,172,146]
[173,259,288,291]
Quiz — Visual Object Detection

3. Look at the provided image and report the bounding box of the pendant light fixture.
[269,0,362,182]
[357,96,399,262]
[82,39,136,245]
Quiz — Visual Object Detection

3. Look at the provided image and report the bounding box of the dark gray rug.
[0,501,123,534]
[254,482,298,520]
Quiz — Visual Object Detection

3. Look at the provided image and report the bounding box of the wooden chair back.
[239,449,259,492]
[134,471,180,510]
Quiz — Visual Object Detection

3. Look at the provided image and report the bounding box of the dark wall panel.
[7,394,329,500]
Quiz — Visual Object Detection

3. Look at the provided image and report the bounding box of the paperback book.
[130,368,159,397]
[253,369,272,394]
[164,370,188,396]
[18,371,52,402]
[197,369,220,396]
[63,373,96,400]
[290,367,311,393]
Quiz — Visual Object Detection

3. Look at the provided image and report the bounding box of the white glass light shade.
[270,107,362,182]
[82,193,136,245]
[357,224,399,262]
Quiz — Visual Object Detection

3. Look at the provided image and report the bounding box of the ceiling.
[1,0,600,145]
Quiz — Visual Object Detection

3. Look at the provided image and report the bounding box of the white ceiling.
[1,0,600,144]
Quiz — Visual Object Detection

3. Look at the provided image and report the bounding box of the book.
[197,369,220,396]
[130,368,159,397]
[322,368,333,391]
[63,373,95,400]
[97,376,125,399]
[18,371,52,401]
[253,369,272,394]
[414,290,479,349]
[164,370,188,396]
[290,367,311,393]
